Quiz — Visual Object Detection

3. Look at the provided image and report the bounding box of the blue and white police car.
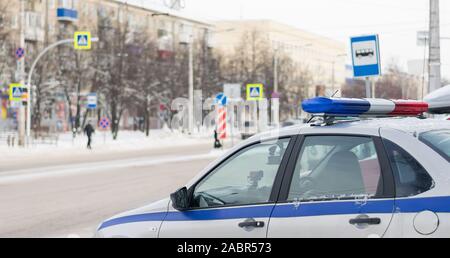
[96,97,450,238]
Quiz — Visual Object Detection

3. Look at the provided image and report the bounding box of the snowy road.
[0,143,221,238]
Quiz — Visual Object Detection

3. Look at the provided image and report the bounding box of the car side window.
[191,138,291,209]
[383,140,434,197]
[288,136,384,202]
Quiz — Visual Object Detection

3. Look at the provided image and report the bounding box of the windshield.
[420,130,450,162]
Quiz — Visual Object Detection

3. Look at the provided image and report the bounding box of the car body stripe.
[98,205,274,230]
[98,196,450,231]
[164,205,274,221]
[395,196,450,213]
[99,212,167,230]
[271,199,395,218]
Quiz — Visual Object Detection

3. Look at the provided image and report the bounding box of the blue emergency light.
[302,97,428,117]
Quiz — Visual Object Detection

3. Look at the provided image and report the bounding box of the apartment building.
[214,20,347,98]
[1,0,213,58]
[0,0,213,130]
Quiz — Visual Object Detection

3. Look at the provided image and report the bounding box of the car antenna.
[306,115,316,124]
[330,90,340,98]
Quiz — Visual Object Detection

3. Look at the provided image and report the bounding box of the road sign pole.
[230,114,234,147]
[18,0,26,146]
[218,107,227,140]
[365,77,371,98]
[371,77,376,98]
[271,95,280,128]
[188,36,194,135]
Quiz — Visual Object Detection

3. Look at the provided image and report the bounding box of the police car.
[96,97,450,238]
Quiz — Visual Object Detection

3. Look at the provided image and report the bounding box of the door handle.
[349,217,381,225]
[239,220,265,228]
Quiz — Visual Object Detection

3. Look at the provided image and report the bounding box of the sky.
[127,0,450,78]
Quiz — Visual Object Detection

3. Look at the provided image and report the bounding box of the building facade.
[0,0,213,132]
[1,0,213,61]
[213,20,347,99]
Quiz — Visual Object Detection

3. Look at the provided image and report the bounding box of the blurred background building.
[214,20,347,98]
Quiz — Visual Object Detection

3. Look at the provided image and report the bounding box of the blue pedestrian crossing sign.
[246,84,264,101]
[9,83,26,102]
[74,31,92,50]
[350,35,381,78]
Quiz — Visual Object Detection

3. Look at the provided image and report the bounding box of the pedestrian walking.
[214,129,222,149]
[84,122,95,149]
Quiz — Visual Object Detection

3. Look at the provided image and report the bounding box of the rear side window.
[420,130,450,162]
[383,140,434,197]
[288,136,384,202]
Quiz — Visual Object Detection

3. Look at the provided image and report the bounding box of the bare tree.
[195,36,223,98]
[343,61,421,99]
[376,63,419,99]
[221,30,273,86]
[282,62,314,119]
[95,4,140,140]
[127,28,162,136]
[220,29,314,119]
[342,79,366,98]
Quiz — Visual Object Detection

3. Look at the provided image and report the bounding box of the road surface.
[0,143,220,238]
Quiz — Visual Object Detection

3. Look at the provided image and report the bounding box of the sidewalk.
[0,129,215,162]
[0,129,242,172]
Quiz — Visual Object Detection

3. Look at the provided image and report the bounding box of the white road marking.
[0,152,223,184]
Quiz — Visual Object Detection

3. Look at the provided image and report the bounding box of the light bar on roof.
[424,85,450,114]
[302,97,428,116]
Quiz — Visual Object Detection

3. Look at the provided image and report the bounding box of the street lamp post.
[181,28,235,135]
[331,54,347,96]
[26,37,99,141]
[179,33,194,134]
[18,0,26,146]
[274,49,279,94]
[188,34,194,135]
[273,42,312,93]
[272,42,312,122]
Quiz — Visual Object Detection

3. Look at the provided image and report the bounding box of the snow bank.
[0,129,215,160]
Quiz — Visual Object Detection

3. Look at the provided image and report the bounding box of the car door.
[159,137,295,238]
[268,135,396,238]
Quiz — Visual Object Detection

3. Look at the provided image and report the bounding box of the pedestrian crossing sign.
[9,83,26,102]
[246,84,264,101]
[74,31,92,50]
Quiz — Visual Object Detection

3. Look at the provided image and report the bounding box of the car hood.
[97,198,170,231]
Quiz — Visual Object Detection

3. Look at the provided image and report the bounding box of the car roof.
[256,117,450,140]
[188,117,450,191]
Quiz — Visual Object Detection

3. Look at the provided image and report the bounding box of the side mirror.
[170,187,189,211]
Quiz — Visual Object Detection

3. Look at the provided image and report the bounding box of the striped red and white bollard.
[217,107,227,140]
